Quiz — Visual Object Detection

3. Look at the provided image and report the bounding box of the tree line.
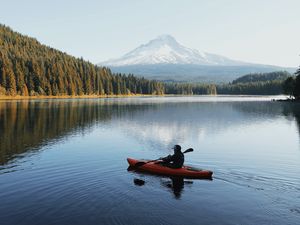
[282,66,300,99]
[216,71,289,95]
[165,83,217,95]
[232,71,290,84]
[217,80,284,95]
[164,71,290,95]
[0,24,164,96]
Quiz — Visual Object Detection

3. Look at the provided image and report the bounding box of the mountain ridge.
[100,34,251,66]
[99,35,296,82]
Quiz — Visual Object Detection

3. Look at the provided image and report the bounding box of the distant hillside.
[0,24,164,96]
[108,64,295,83]
[232,71,291,84]
[215,71,292,95]
[165,71,292,95]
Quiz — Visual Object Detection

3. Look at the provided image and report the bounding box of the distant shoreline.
[0,94,162,100]
[0,94,289,101]
[276,98,300,102]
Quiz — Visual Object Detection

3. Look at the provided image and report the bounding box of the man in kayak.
[159,145,184,169]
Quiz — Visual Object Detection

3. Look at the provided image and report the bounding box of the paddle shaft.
[134,148,193,167]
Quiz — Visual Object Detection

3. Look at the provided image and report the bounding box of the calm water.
[0,96,300,225]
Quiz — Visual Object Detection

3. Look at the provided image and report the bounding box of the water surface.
[0,96,299,225]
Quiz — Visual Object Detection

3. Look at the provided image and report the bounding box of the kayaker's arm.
[153,155,171,164]
[161,155,174,163]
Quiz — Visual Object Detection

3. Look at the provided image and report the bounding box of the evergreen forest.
[0,24,164,96]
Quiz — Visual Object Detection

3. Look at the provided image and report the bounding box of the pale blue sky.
[1,0,299,67]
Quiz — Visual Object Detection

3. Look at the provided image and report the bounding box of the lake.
[0,96,299,225]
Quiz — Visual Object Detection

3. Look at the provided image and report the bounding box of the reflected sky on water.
[0,96,299,225]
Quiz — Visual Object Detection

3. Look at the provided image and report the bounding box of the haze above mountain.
[99,35,295,83]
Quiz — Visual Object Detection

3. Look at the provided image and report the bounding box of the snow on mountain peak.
[100,35,246,66]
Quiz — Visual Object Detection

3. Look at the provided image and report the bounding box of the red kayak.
[127,158,213,179]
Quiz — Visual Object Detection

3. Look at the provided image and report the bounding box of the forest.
[0,24,164,96]
[232,71,290,84]
[164,71,290,95]
[282,67,300,99]
[216,71,290,95]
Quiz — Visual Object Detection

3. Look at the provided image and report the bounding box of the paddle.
[134,148,194,167]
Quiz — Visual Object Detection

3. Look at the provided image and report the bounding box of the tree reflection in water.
[1,99,300,166]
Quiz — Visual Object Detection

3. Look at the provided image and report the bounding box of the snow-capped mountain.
[100,35,247,66]
[99,35,295,82]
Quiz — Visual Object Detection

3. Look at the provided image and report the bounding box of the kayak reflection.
[132,176,192,199]
[161,177,187,199]
[129,166,212,199]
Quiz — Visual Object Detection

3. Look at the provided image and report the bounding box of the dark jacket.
[162,151,184,168]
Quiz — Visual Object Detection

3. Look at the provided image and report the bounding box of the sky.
[0,0,299,67]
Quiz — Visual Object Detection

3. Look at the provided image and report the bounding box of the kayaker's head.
[172,145,181,154]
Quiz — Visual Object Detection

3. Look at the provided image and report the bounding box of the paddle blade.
[183,148,193,153]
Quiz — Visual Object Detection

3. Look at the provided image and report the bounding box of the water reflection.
[230,101,300,135]
[119,101,300,150]
[1,98,300,165]
[160,177,189,199]
[132,176,193,199]
[128,165,212,199]
[281,102,300,136]
[0,97,300,225]
[0,99,157,164]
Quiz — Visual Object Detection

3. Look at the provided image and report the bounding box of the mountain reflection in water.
[1,98,300,165]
